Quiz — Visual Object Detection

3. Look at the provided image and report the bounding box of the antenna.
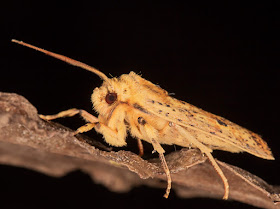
[12,39,110,82]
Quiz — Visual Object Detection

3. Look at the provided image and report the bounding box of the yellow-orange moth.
[12,39,274,199]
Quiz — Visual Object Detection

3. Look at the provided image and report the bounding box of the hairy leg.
[140,124,171,198]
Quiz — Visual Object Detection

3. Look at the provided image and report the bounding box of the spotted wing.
[144,95,274,160]
[127,72,273,160]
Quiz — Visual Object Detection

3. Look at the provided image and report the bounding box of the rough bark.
[0,92,279,209]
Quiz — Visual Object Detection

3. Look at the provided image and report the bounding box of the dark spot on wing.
[158,102,163,105]
[210,131,216,135]
[217,119,228,127]
[143,84,162,95]
[178,119,182,122]
[147,100,155,104]
[184,109,190,113]
[133,103,149,114]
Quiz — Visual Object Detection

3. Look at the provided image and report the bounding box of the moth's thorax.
[90,71,169,121]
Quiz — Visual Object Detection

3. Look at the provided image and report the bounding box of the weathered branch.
[0,92,279,208]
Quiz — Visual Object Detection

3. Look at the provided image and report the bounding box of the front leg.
[40,106,127,147]
[74,104,128,147]
[94,104,127,147]
[40,108,100,134]
[39,108,98,123]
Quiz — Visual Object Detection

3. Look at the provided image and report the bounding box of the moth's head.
[91,76,131,118]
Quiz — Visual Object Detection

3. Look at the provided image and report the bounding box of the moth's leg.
[74,104,127,147]
[204,150,229,200]
[176,125,229,200]
[39,108,80,120]
[79,110,99,123]
[39,108,98,123]
[93,105,127,147]
[40,108,99,134]
[40,105,127,146]
[151,139,171,199]
[139,124,171,198]
[137,138,144,157]
[73,123,97,135]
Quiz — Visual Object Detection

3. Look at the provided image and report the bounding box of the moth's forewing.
[128,72,274,160]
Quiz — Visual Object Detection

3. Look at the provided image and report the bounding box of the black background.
[1,1,280,209]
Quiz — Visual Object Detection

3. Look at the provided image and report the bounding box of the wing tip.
[253,149,275,160]
[263,153,275,160]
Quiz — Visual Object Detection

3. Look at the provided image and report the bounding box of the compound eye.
[105,92,117,104]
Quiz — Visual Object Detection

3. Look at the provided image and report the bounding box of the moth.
[12,39,274,199]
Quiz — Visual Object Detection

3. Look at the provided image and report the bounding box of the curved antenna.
[11,39,110,82]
